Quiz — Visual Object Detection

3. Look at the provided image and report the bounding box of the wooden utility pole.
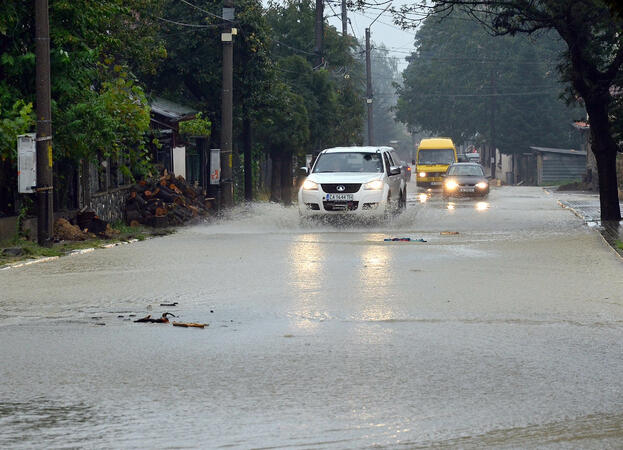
[314,0,324,67]
[221,0,234,207]
[35,0,54,245]
[364,5,390,147]
[341,0,347,37]
[490,68,497,179]
[365,28,374,146]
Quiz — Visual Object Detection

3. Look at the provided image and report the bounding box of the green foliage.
[396,10,580,154]
[265,0,365,152]
[0,100,34,161]
[0,0,163,177]
[179,113,212,138]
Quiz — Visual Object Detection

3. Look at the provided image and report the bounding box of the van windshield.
[313,152,383,173]
[417,149,455,165]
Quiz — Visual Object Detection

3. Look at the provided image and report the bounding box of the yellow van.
[415,138,457,188]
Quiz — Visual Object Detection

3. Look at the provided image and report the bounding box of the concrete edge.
[0,238,144,271]
[555,200,623,261]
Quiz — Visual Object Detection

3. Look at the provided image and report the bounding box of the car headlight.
[419,172,426,178]
[364,180,384,190]
[476,182,488,189]
[445,180,458,190]
[302,180,318,190]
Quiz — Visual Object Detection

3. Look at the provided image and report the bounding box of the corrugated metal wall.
[541,154,586,183]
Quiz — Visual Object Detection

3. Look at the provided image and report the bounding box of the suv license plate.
[460,187,475,192]
[326,193,353,201]
[430,181,441,185]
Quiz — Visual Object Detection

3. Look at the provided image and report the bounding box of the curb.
[556,201,623,260]
[0,238,142,271]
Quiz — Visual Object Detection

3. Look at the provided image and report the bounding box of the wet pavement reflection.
[1,185,622,448]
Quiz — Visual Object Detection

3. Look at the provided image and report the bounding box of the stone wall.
[86,186,132,223]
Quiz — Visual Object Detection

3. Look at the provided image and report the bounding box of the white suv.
[298,146,407,217]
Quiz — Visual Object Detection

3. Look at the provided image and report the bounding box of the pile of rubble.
[53,214,117,241]
[125,174,212,227]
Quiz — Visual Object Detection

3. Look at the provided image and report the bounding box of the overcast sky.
[325,4,418,72]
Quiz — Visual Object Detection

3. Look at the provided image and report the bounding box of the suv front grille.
[321,183,361,193]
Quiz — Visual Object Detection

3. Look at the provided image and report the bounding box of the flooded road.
[1,185,622,448]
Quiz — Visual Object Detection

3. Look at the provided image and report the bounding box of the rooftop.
[530,146,587,156]
[150,97,196,121]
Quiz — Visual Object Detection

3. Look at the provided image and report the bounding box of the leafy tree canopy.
[396,10,580,155]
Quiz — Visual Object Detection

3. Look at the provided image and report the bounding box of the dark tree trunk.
[270,153,282,203]
[243,114,253,202]
[586,100,621,221]
[280,153,293,206]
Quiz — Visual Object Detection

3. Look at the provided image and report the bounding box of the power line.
[273,39,316,55]
[156,16,223,28]
[406,90,564,98]
[179,0,233,22]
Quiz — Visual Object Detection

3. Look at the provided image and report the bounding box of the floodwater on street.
[1,185,622,448]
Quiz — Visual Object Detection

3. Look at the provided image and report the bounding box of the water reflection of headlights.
[447,202,455,210]
[476,202,489,211]
[418,193,428,203]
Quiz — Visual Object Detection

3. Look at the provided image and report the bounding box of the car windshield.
[313,152,383,173]
[417,149,455,165]
[447,165,484,176]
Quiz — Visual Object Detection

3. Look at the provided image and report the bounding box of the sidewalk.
[552,189,623,257]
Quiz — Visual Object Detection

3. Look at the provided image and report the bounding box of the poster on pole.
[17,133,36,193]
[210,149,221,185]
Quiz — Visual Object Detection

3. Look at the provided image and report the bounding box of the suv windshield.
[313,152,383,173]
[417,149,455,165]
[447,165,484,176]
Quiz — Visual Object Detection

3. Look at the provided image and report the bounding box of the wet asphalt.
[1,184,622,448]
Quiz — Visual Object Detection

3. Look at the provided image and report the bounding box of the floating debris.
[172,322,208,329]
[160,302,178,307]
[134,312,176,323]
[440,231,459,235]
[384,237,427,242]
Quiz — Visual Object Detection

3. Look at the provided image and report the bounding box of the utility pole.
[341,0,347,37]
[490,68,497,179]
[314,0,324,67]
[364,4,391,147]
[221,0,234,207]
[365,28,374,146]
[35,0,54,245]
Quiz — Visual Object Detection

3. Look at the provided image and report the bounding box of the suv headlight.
[302,180,318,190]
[476,181,488,189]
[364,180,384,190]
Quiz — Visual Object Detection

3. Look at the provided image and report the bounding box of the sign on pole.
[210,148,221,185]
[18,133,37,193]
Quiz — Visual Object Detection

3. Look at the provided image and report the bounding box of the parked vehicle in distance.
[400,160,412,182]
[415,138,457,189]
[442,162,489,198]
[298,146,407,218]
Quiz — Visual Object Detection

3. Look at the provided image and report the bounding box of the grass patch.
[616,240,623,250]
[1,222,175,267]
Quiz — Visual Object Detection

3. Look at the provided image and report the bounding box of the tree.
[254,82,309,203]
[0,0,164,214]
[393,0,623,220]
[366,44,411,156]
[396,11,579,158]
